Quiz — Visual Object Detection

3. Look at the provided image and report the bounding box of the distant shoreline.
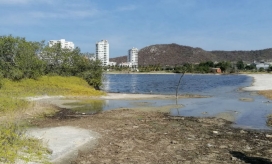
[103,71,224,75]
[104,71,175,74]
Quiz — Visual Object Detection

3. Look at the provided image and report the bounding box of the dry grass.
[258,90,272,100]
[258,90,272,127]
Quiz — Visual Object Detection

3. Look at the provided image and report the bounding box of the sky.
[0,0,272,58]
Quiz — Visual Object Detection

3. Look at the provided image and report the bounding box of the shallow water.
[97,74,272,130]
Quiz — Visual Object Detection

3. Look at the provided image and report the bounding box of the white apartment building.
[48,39,75,50]
[109,61,117,66]
[128,47,138,68]
[96,40,109,66]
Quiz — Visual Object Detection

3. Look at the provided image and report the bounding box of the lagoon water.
[101,74,272,130]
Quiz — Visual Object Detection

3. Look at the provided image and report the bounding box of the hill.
[110,43,272,66]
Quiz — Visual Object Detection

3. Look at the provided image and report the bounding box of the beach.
[243,74,272,91]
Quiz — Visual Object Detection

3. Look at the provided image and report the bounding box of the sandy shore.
[243,74,272,91]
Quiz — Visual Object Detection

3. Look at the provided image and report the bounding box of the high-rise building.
[96,40,109,66]
[128,47,138,68]
[48,39,75,50]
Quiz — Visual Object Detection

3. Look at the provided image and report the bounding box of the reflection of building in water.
[130,74,138,93]
[102,81,110,92]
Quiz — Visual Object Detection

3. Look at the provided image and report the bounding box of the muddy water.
[97,74,272,130]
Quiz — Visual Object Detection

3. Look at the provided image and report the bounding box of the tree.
[245,64,256,70]
[78,60,103,90]
[0,35,45,80]
[236,60,244,70]
[215,61,231,73]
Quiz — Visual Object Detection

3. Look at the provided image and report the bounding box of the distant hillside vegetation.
[110,43,272,66]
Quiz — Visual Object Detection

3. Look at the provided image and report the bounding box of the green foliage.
[0,35,46,81]
[0,35,104,89]
[183,63,194,73]
[245,64,256,70]
[1,76,103,98]
[173,65,186,73]
[267,66,272,72]
[259,67,265,72]
[0,76,103,113]
[194,63,209,73]
[215,61,231,73]
[236,60,245,70]
[0,122,50,163]
[77,60,103,90]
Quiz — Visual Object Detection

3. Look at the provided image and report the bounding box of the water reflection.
[130,74,138,93]
[63,99,106,114]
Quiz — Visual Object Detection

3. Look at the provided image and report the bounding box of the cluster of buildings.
[48,39,138,69]
[48,39,75,50]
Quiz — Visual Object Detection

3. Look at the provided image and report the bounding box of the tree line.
[107,60,272,73]
[0,35,103,89]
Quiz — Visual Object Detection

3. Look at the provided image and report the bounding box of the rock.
[219,145,228,149]
[240,130,247,134]
[46,148,53,154]
[170,140,178,144]
[213,131,219,134]
[244,145,251,151]
[266,134,272,138]
[231,157,238,161]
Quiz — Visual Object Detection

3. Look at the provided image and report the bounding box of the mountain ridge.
[110,43,272,66]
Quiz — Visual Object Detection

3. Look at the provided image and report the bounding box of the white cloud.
[0,0,32,4]
[116,5,137,12]
[0,0,55,5]
[29,9,98,19]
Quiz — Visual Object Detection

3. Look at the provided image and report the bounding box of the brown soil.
[31,107,272,164]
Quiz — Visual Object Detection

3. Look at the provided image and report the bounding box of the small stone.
[213,131,219,134]
[266,134,272,138]
[231,157,237,161]
[171,140,178,144]
[244,145,251,150]
[240,130,247,134]
[46,148,53,154]
[219,145,228,149]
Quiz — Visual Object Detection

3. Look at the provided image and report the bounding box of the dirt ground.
[31,107,272,164]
